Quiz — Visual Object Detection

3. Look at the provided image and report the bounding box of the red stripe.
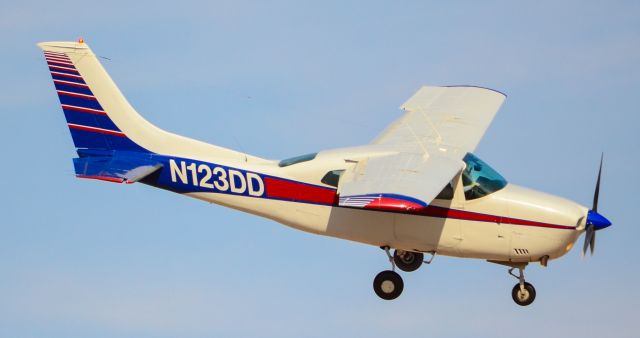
[49,65,79,74]
[53,79,89,88]
[338,199,574,230]
[46,56,72,64]
[44,51,66,57]
[264,177,337,205]
[47,60,76,69]
[364,197,425,211]
[61,104,105,115]
[57,91,96,100]
[51,71,84,80]
[77,175,125,183]
[260,176,573,230]
[410,206,574,230]
[45,54,70,60]
[68,124,125,137]
[500,216,574,230]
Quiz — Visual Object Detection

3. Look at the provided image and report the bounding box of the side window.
[321,170,345,188]
[435,183,454,200]
[278,153,318,167]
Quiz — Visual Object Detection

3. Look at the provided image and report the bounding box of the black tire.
[511,282,536,306]
[393,250,424,272]
[373,270,404,300]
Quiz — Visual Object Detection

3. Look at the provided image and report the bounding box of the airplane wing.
[338,86,505,210]
[373,85,506,156]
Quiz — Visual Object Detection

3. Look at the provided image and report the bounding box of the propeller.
[582,153,612,256]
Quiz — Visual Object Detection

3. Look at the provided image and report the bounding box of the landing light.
[565,242,574,252]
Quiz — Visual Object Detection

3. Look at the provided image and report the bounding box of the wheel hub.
[400,253,415,264]
[381,280,395,293]
[517,289,530,301]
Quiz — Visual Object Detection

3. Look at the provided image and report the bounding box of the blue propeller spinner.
[583,154,612,256]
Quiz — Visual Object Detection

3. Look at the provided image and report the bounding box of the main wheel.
[393,250,424,272]
[511,282,536,306]
[373,270,404,300]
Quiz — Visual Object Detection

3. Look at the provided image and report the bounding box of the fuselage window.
[278,152,318,167]
[321,170,345,188]
[462,153,507,200]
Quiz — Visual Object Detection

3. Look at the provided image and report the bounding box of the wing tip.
[442,85,507,98]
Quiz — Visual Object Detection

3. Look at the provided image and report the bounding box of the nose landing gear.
[509,266,536,306]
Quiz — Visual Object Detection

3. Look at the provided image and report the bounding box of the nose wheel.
[512,282,536,306]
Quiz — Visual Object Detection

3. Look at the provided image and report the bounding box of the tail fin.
[40,46,145,151]
[38,40,256,161]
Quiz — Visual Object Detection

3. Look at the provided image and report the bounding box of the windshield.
[278,153,318,167]
[462,153,507,200]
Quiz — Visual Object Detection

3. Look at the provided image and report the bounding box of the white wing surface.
[338,86,505,209]
[374,86,506,156]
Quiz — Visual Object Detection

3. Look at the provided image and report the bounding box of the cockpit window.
[462,153,507,200]
[278,153,318,167]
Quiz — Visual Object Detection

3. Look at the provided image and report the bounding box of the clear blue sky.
[1,1,638,337]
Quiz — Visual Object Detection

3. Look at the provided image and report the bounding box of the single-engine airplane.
[38,40,612,306]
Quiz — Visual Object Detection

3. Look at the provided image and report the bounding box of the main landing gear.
[393,249,424,272]
[509,265,536,306]
[372,246,434,300]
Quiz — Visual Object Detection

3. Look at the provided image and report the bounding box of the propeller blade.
[590,230,596,255]
[582,225,595,257]
[592,153,603,212]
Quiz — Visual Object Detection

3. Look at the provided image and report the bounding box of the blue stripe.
[54,83,93,95]
[69,128,145,151]
[58,94,104,110]
[51,73,86,84]
[47,61,76,69]
[62,110,120,131]
[69,128,111,149]
[49,66,79,75]
[105,134,147,151]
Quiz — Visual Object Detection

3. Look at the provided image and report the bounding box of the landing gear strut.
[372,247,433,300]
[509,266,536,306]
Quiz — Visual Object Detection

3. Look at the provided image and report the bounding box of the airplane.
[38,39,612,306]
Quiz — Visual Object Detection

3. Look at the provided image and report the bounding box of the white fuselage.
[178,147,587,264]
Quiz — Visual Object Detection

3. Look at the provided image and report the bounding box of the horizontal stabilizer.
[73,150,162,183]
